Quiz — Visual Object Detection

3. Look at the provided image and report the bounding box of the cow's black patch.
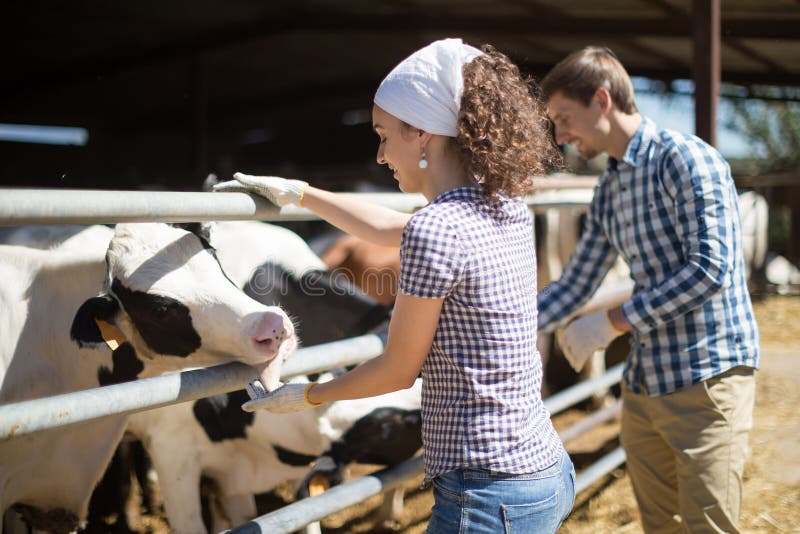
[12,504,79,534]
[328,408,422,467]
[70,295,120,347]
[193,390,254,441]
[84,440,139,533]
[111,278,201,357]
[97,342,144,386]
[245,263,390,347]
[273,445,318,467]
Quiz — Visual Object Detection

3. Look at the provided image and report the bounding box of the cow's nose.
[251,311,289,352]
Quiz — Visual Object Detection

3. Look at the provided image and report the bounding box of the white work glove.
[241,379,320,413]
[213,172,308,207]
[556,310,624,372]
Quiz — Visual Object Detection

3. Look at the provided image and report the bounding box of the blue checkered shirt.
[538,117,759,396]
[400,187,563,482]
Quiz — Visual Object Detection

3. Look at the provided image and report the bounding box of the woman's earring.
[418,148,428,169]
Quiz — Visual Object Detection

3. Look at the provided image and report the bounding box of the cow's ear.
[71,295,120,348]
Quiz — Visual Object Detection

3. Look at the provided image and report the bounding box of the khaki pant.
[620,366,755,534]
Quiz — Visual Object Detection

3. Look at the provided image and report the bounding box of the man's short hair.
[541,47,638,114]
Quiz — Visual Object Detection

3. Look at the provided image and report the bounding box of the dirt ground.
[305,296,800,534]
[127,295,800,533]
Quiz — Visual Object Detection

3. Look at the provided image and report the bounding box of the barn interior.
[2,0,799,194]
[1,4,799,532]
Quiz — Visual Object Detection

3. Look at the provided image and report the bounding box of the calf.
[128,378,422,533]
[0,223,296,533]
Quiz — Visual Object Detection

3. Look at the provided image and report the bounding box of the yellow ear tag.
[307,472,330,497]
[94,319,127,351]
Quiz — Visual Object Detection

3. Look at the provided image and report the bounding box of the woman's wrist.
[304,382,323,406]
[607,306,631,333]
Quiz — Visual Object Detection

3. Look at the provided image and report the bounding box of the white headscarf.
[373,38,484,137]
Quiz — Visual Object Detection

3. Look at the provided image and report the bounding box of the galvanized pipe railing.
[0,189,421,225]
[229,456,425,534]
[0,188,594,226]
[574,447,627,494]
[542,363,624,415]
[0,333,386,442]
[228,363,625,534]
[558,399,623,445]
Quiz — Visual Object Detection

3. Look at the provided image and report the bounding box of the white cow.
[0,223,296,533]
[736,190,800,292]
[211,220,327,287]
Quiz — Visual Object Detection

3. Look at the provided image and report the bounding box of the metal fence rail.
[559,399,622,445]
[0,333,386,441]
[0,184,610,532]
[0,188,594,226]
[544,363,623,415]
[227,363,625,534]
[574,447,627,494]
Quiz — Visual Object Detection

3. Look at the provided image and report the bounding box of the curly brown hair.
[456,46,562,200]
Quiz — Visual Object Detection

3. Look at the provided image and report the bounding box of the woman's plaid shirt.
[538,118,759,396]
[399,187,563,482]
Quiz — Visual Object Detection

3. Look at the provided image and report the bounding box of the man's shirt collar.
[606,116,656,173]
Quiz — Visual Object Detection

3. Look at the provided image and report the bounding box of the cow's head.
[70,223,296,382]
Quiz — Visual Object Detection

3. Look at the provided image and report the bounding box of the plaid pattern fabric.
[538,117,760,396]
[400,187,563,482]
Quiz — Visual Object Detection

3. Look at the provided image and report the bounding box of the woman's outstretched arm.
[301,186,411,247]
[307,291,440,402]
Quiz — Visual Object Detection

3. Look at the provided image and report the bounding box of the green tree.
[724,89,800,173]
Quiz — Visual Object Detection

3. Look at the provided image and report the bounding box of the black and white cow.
[117,221,416,533]
[212,221,391,347]
[128,378,422,533]
[0,222,296,533]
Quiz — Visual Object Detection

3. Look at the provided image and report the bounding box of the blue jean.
[426,452,576,534]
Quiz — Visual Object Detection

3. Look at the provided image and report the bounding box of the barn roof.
[2,0,799,189]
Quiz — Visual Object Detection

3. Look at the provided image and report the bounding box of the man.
[537,46,759,533]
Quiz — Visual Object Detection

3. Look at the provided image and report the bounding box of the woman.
[217,38,574,533]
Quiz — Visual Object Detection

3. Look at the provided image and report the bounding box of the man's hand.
[213,172,308,207]
[556,310,624,372]
[241,380,319,413]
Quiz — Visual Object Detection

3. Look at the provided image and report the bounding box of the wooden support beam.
[614,38,686,71]
[723,38,789,74]
[693,0,720,146]
[4,11,800,102]
[638,0,686,17]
